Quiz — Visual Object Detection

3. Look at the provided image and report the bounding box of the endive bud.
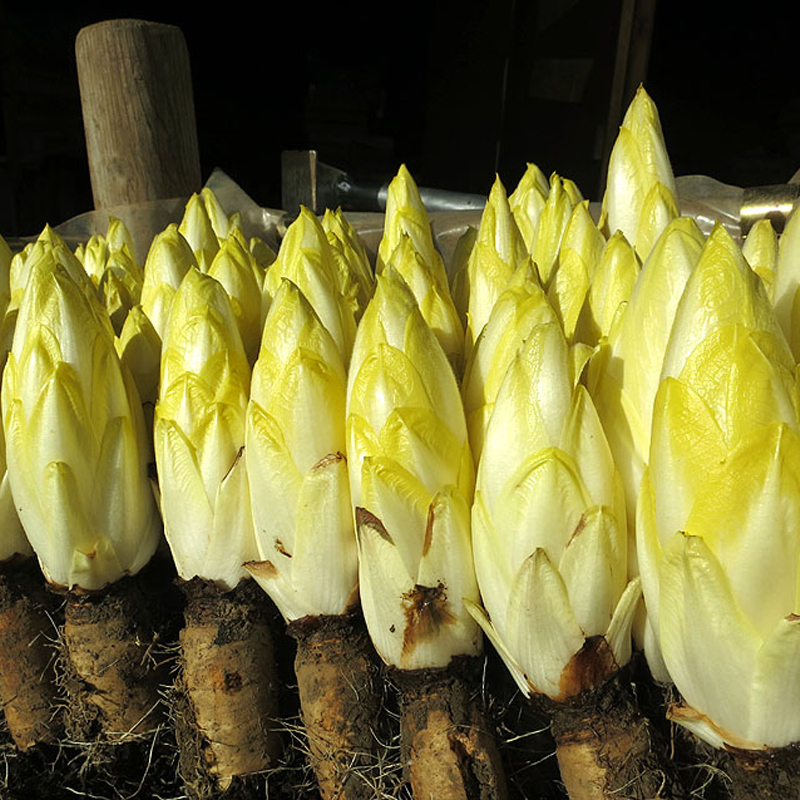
[377,164,447,288]
[531,173,577,287]
[601,86,678,262]
[140,223,197,340]
[264,207,357,365]
[80,234,110,287]
[574,230,640,347]
[771,208,800,360]
[322,207,374,321]
[179,192,219,271]
[347,269,479,670]
[587,216,704,525]
[384,234,464,372]
[376,167,464,366]
[201,187,234,240]
[448,225,477,328]
[661,223,787,383]
[155,269,256,590]
[639,323,800,749]
[742,217,778,295]
[2,253,160,590]
[98,248,143,335]
[469,322,638,699]
[12,227,103,319]
[7,245,31,312]
[228,226,270,289]
[547,200,606,342]
[245,280,356,621]
[635,182,679,262]
[116,304,162,410]
[462,261,558,462]
[207,236,262,365]
[347,268,471,502]
[0,305,31,561]
[509,162,549,252]
[562,178,584,206]
[464,176,529,355]
[106,216,136,262]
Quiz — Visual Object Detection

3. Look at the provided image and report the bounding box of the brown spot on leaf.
[422,504,435,556]
[556,635,618,700]
[355,507,394,544]
[565,514,588,548]
[401,582,457,656]
[668,702,767,752]
[244,560,279,579]
[786,613,800,622]
[222,445,245,482]
[311,451,346,471]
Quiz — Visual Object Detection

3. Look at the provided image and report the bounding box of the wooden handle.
[76,19,202,209]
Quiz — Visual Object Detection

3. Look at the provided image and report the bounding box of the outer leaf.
[660,533,759,744]
[505,548,584,698]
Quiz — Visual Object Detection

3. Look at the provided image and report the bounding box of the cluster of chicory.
[1,84,799,759]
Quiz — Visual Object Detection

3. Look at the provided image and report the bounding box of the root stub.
[0,562,60,750]
[549,669,684,800]
[396,657,508,800]
[289,612,381,800]
[63,574,166,740]
[177,578,280,795]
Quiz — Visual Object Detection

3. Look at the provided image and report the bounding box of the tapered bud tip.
[488,174,509,204]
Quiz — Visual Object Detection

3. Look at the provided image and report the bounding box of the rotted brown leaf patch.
[244,559,279,579]
[402,582,457,656]
[355,507,394,543]
[557,635,618,700]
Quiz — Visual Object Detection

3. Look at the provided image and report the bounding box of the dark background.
[1,0,798,237]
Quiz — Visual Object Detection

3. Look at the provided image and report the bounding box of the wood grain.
[76,19,202,209]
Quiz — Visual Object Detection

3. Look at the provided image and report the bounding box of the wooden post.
[75,19,202,209]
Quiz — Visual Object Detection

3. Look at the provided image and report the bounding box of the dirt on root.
[0,559,61,750]
[60,563,173,742]
[544,658,684,800]
[394,655,508,800]
[55,557,184,799]
[1,585,765,800]
[174,576,282,800]
[288,612,382,800]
